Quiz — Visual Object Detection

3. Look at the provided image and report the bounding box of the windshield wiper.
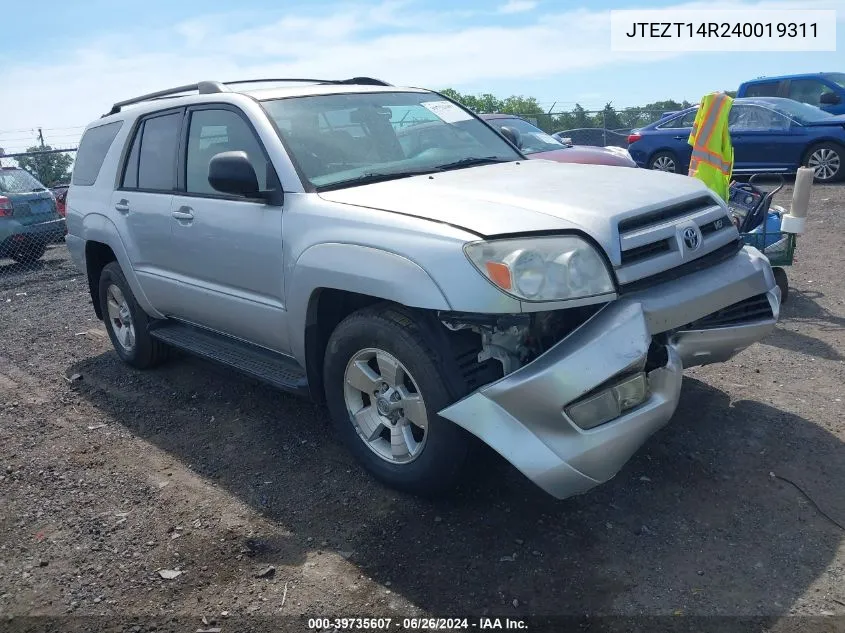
[433,156,512,171]
[317,169,437,191]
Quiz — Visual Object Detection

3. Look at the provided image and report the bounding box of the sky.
[0,0,842,154]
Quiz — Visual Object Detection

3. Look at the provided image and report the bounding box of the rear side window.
[743,81,780,97]
[121,111,181,191]
[72,121,123,186]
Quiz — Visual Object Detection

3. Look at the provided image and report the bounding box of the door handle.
[673,135,686,140]
[171,206,194,221]
[114,199,130,214]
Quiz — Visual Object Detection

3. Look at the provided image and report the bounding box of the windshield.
[0,168,46,194]
[824,72,845,89]
[262,92,522,190]
[485,117,565,154]
[762,98,835,123]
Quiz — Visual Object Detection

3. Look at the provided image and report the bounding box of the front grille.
[616,195,740,289]
[618,196,714,233]
[685,293,773,329]
[620,238,672,265]
[619,239,743,294]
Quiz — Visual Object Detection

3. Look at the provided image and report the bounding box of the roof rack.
[103,77,393,116]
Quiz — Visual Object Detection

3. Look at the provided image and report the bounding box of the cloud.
[498,0,538,14]
[0,0,842,150]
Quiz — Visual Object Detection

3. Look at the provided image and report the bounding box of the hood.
[529,145,637,167]
[318,160,717,267]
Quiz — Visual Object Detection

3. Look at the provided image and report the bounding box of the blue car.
[627,97,845,183]
[737,72,845,115]
[0,167,65,263]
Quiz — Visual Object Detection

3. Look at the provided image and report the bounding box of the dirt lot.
[1,182,844,633]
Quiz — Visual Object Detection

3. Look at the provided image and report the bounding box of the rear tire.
[11,241,46,264]
[648,151,679,173]
[98,262,168,369]
[323,304,472,497]
[804,142,843,183]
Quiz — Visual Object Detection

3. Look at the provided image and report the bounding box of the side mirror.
[499,126,522,149]
[819,92,842,105]
[208,151,259,198]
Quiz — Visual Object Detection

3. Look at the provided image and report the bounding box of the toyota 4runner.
[66,77,781,499]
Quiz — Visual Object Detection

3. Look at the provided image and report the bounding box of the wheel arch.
[801,137,845,163]
[287,243,454,400]
[78,213,162,320]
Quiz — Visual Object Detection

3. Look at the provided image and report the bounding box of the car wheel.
[649,151,678,173]
[98,262,168,369]
[11,241,46,264]
[323,305,471,497]
[804,142,843,183]
[773,267,789,304]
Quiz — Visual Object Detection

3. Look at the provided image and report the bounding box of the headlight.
[464,236,614,302]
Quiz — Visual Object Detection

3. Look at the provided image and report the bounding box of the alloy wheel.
[106,284,136,352]
[808,148,841,181]
[343,348,428,464]
[652,155,676,172]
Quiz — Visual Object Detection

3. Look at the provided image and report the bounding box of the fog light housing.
[565,373,648,430]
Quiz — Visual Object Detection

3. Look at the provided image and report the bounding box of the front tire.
[804,142,843,183]
[323,305,471,497]
[98,262,168,369]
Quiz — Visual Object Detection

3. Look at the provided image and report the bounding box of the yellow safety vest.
[687,92,734,201]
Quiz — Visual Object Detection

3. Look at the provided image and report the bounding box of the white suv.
[66,77,780,499]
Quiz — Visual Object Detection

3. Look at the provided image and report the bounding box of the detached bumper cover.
[439,246,779,499]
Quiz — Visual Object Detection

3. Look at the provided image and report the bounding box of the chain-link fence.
[510,109,675,147]
[0,148,75,271]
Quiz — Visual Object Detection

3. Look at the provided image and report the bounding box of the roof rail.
[221,77,392,88]
[104,81,228,116]
[103,76,393,117]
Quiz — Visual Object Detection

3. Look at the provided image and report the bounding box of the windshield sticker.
[421,101,474,123]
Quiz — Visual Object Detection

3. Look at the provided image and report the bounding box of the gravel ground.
[1,182,844,633]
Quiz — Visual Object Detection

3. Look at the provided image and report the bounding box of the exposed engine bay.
[439,304,606,376]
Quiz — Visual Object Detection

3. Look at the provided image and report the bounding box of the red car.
[50,185,69,217]
[480,114,637,168]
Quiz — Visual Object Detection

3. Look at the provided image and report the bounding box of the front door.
[166,105,288,353]
[729,104,793,173]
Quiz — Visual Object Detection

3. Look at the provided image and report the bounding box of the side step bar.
[149,322,309,396]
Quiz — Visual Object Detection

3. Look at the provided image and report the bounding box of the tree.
[16,146,73,187]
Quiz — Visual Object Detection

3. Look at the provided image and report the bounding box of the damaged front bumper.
[439,246,779,499]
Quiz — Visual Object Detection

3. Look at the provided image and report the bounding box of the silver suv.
[66,77,780,499]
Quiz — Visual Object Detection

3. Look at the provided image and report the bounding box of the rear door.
[111,109,182,311]
[166,105,288,352]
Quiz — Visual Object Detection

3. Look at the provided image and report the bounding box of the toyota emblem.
[682,227,701,251]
